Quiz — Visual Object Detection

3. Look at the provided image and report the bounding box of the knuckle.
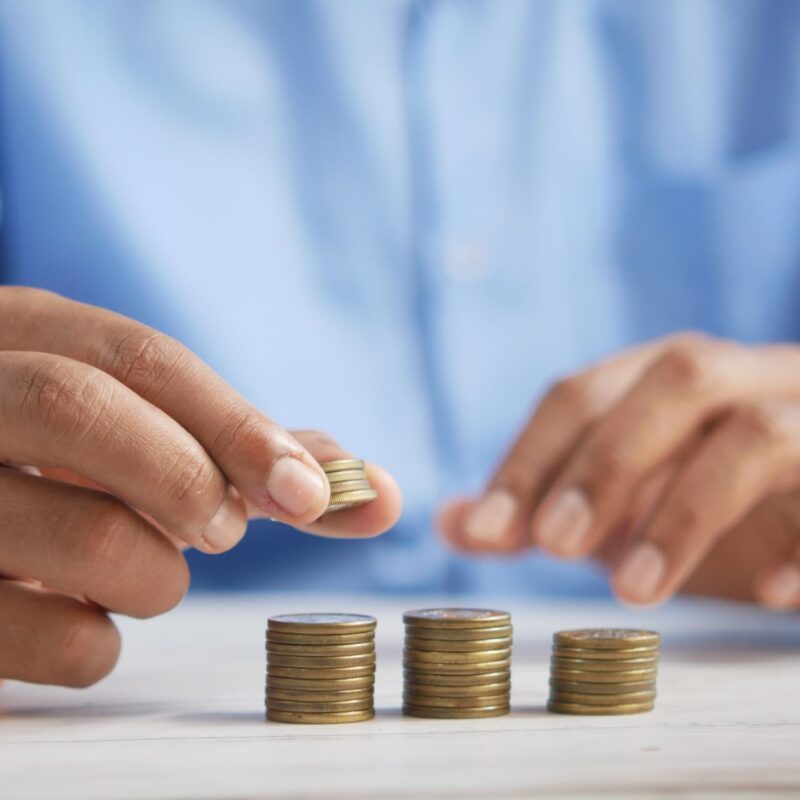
[158,448,221,524]
[210,407,271,463]
[580,442,632,488]
[545,376,597,418]
[729,403,784,447]
[58,612,120,688]
[661,495,705,536]
[650,338,715,391]
[106,329,185,395]
[16,359,109,437]
[79,499,135,572]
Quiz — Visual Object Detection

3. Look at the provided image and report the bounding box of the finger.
[0,581,120,687]
[0,351,246,552]
[0,288,329,522]
[447,340,665,551]
[755,538,800,610]
[247,431,402,538]
[438,498,527,555]
[0,469,189,617]
[532,334,800,559]
[611,401,800,605]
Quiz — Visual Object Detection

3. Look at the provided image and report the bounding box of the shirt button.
[442,241,491,281]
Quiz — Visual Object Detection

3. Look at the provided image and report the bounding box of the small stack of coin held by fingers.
[320,459,378,513]
[403,609,512,719]
[266,614,376,724]
[548,629,660,715]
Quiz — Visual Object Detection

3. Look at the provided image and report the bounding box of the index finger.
[0,288,330,525]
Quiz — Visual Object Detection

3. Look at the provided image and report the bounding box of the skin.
[0,287,402,688]
[440,332,800,611]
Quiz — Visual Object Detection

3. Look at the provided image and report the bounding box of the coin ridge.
[403,609,511,629]
[266,709,374,724]
[547,700,655,715]
[402,704,510,719]
[405,636,513,652]
[553,629,660,649]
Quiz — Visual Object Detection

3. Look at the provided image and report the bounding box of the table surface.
[1,594,799,800]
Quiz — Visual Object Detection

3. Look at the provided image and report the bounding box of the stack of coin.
[320,459,378,512]
[266,613,376,724]
[548,628,660,715]
[403,608,512,719]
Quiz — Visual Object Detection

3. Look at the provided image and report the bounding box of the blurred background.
[1,0,799,595]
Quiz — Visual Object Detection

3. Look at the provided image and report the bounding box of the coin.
[550,667,657,683]
[551,645,659,661]
[266,688,374,703]
[553,629,660,650]
[402,693,509,709]
[325,469,368,484]
[550,679,656,695]
[267,653,376,668]
[405,636,513,653]
[403,609,511,629]
[407,625,513,641]
[327,488,379,507]
[266,698,374,713]
[266,641,375,656]
[549,690,656,706]
[547,700,655,715]
[324,479,373,493]
[550,655,658,672]
[404,681,511,697]
[403,658,512,674]
[267,613,377,634]
[320,459,365,473]
[404,648,510,664]
[268,665,375,680]
[267,709,374,724]
[266,631,375,646]
[266,674,375,691]
[404,670,510,687]
[403,704,510,719]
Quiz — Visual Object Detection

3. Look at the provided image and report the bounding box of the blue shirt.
[1,1,799,594]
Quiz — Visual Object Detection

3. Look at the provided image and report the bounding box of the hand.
[439,332,800,609]
[0,287,401,687]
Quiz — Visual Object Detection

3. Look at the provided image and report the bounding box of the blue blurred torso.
[1,1,799,594]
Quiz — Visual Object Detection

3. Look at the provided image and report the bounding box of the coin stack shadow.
[266,613,377,724]
[321,459,378,513]
[402,608,512,719]
[547,628,660,715]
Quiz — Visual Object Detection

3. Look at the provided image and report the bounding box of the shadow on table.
[0,702,168,720]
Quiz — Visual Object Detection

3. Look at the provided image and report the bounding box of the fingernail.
[267,456,326,516]
[201,486,247,552]
[761,564,800,609]
[537,488,592,555]
[464,489,517,543]
[614,542,666,604]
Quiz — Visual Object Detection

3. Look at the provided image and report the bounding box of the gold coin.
[266,709,374,724]
[267,613,376,635]
[403,693,509,709]
[324,479,373,493]
[407,625,513,642]
[549,690,656,706]
[405,636,513,653]
[550,679,656,695]
[267,653,376,668]
[266,641,375,656]
[553,629,660,650]
[266,698,374,713]
[266,674,375,691]
[403,608,511,629]
[404,648,510,664]
[403,660,512,675]
[320,459,365,473]
[325,469,368,483]
[548,700,655,715]
[268,665,375,680]
[550,655,658,672]
[550,667,657,684]
[404,681,511,698]
[266,630,375,646]
[266,688,374,703]
[404,670,510,687]
[403,704,510,719]
[551,645,659,661]
[328,488,379,505]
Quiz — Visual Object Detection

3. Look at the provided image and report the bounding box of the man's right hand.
[0,287,402,688]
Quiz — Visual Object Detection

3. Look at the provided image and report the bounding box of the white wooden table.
[1,595,799,799]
